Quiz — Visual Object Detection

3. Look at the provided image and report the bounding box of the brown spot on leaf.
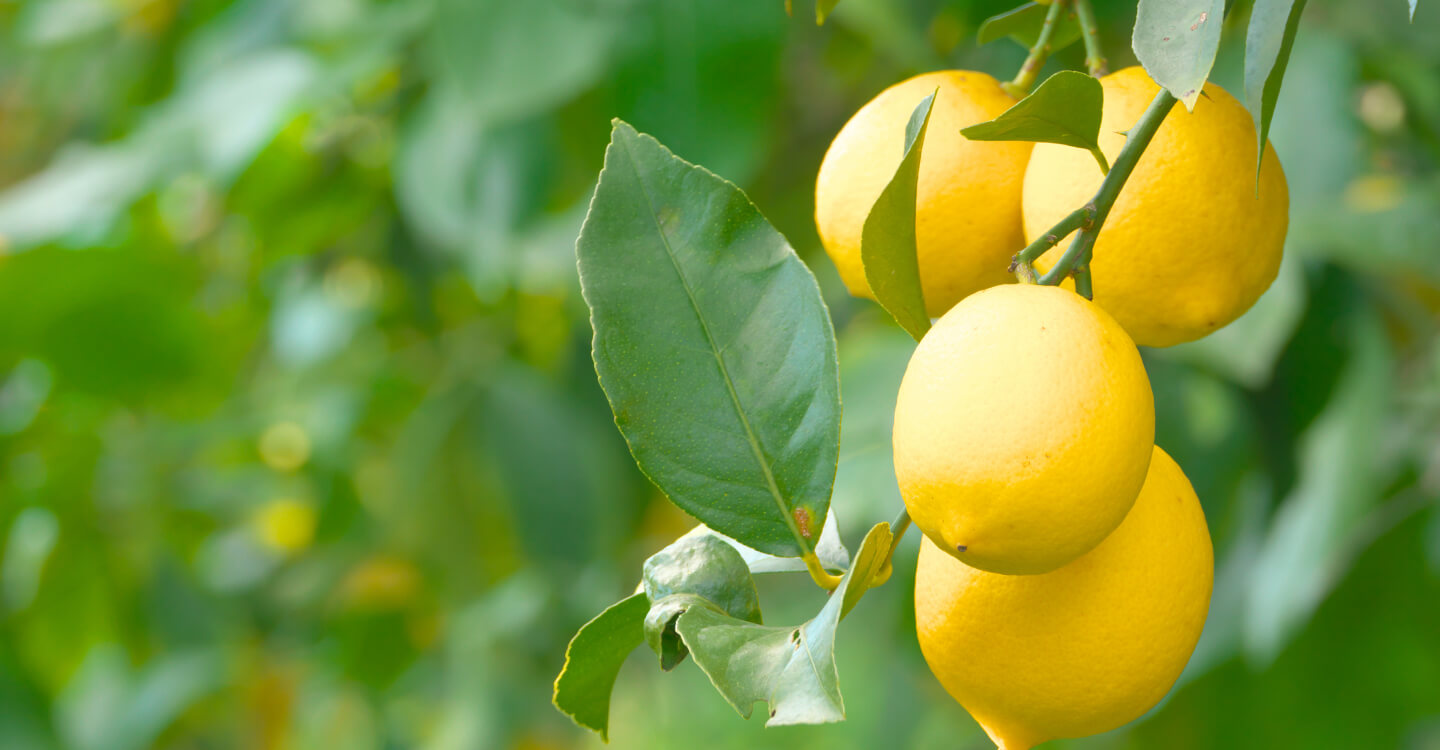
[956,545,968,553]
[794,507,813,539]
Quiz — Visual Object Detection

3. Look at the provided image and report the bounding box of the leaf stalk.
[803,550,844,591]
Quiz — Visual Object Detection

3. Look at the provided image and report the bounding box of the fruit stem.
[803,550,844,591]
[1074,0,1109,77]
[1037,88,1178,293]
[1002,0,1068,98]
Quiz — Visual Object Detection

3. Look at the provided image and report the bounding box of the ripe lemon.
[1022,66,1289,347]
[893,284,1153,574]
[915,447,1213,750]
[816,71,1032,317]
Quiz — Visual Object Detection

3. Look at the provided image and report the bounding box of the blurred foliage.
[0,0,1436,748]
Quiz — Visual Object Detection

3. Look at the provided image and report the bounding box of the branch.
[1073,0,1109,77]
[1002,0,1069,98]
[1011,204,1095,282]
[1036,89,1180,293]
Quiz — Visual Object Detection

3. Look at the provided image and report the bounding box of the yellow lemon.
[893,283,1153,574]
[252,499,318,555]
[816,71,1032,317]
[915,447,1213,750]
[1022,66,1289,347]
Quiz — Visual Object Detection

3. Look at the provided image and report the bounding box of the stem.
[1073,0,1109,77]
[1002,0,1068,98]
[803,550,843,591]
[1037,88,1177,290]
[1011,204,1094,282]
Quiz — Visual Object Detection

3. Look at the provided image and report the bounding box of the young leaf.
[1133,0,1226,109]
[553,593,649,741]
[577,121,841,559]
[860,92,936,341]
[839,521,895,618]
[642,533,762,669]
[1244,0,1308,172]
[961,71,1108,172]
[817,0,841,24]
[672,524,893,726]
[977,3,1082,52]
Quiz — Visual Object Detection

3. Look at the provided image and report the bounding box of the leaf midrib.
[616,133,811,556]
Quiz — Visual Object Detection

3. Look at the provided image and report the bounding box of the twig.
[1002,0,1069,98]
[1073,0,1109,77]
[1025,88,1178,295]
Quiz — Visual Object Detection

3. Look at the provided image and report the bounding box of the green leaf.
[642,533,762,670]
[1244,0,1308,172]
[673,522,893,726]
[961,71,1106,171]
[860,91,936,340]
[817,0,841,24]
[1243,310,1394,664]
[1133,0,1226,109]
[553,593,649,741]
[977,3,1082,52]
[425,0,619,124]
[577,121,841,558]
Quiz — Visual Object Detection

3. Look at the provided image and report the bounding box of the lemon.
[1022,66,1289,347]
[893,284,1153,574]
[252,499,318,555]
[816,71,1032,317]
[915,447,1213,750]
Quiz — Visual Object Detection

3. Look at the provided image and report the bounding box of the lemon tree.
[552,0,1355,746]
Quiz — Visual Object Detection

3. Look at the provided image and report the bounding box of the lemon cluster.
[814,66,1288,748]
[815,66,1288,347]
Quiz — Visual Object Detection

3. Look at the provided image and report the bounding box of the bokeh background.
[0,0,1437,748]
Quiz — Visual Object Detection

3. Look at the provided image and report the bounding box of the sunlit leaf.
[553,593,649,740]
[860,91,935,340]
[1133,0,1226,109]
[577,121,841,558]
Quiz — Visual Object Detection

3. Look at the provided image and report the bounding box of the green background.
[0,0,1438,748]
